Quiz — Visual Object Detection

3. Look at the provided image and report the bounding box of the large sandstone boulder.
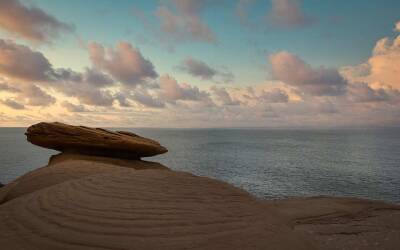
[26,122,167,158]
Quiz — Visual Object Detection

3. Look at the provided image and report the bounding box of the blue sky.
[26,0,400,85]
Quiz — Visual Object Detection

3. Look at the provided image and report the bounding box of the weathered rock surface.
[26,122,168,158]
[0,122,399,249]
[0,169,314,250]
[0,153,169,204]
[264,197,400,250]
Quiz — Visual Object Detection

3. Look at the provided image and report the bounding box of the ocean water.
[0,128,399,203]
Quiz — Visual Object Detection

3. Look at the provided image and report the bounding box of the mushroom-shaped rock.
[26,122,167,158]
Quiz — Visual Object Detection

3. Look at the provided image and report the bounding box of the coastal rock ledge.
[0,122,399,250]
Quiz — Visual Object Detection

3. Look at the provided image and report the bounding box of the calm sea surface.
[0,128,399,203]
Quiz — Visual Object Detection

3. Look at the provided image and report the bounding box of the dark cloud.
[0,40,157,108]
[179,57,217,80]
[131,90,165,108]
[53,68,82,82]
[211,86,240,105]
[49,67,118,107]
[348,83,392,103]
[178,57,234,83]
[55,83,115,107]
[259,88,289,103]
[53,67,114,88]
[114,93,132,107]
[0,0,73,43]
[269,51,347,96]
[82,67,114,87]
[0,98,25,109]
[0,39,54,81]
[88,42,158,86]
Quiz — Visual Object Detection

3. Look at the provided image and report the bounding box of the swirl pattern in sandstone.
[0,169,312,250]
[0,153,169,204]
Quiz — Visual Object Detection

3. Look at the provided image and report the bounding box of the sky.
[0,0,399,128]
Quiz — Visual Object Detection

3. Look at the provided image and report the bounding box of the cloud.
[179,57,217,80]
[342,28,400,91]
[88,42,158,86]
[131,89,165,108]
[0,39,54,81]
[0,82,20,93]
[114,93,132,107]
[49,67,119,107]
[17,84,55,106]
[364,36,400,90]
[53,67,114,88]
[348,83,388,103]
[155,0,216,44]
[259,88,289,103]
[348,82,400,103]
[178,57,234,83]
[82,67,114,87]
[211,86,240,105]
[0,39,129,108]
[61,101,87,112]
[158,74,210,103]
[267,0,313,28]
[1,98,25,109]
[0,0,73,43]
[395,21,400,32]
[55,82,115,107]
[269,51,347,96]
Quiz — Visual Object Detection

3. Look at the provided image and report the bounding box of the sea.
[0,127,399,203]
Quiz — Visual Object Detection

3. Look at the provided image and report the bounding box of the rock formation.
[0,122,399,250]
[26,122,167,158]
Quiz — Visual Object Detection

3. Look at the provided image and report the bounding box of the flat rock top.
[26,122,167,158]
